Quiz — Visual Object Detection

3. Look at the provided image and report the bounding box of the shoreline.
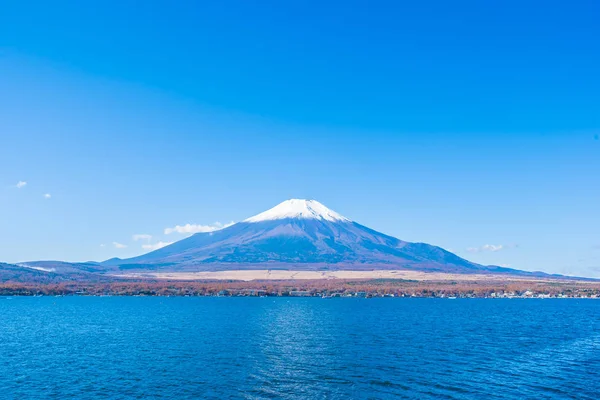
[110,269,584,282]
[2,271,599,298]
[3,295,600,299]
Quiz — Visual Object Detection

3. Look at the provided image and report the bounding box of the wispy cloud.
[466,244,518,253]
[43,193,51,199]
[100,244,106,247]
[142,241,174,251]
[132,234,152,242]
[112,242,127,249]
[16,181,27,189]
[164,221,235,235]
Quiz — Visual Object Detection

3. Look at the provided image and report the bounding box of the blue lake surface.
[1,297,599,399]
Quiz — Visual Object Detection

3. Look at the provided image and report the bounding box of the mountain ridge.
[98,199,536,276]
[3,200,572,280]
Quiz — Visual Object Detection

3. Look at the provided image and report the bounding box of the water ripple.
[0,298,599,399]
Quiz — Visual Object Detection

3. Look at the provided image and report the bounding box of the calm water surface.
[1,297,599,399]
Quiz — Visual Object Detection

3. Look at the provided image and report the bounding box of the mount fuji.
[103,199,526,275]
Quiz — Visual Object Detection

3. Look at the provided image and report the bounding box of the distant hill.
[0,261,112,283]
[0,262,57,283]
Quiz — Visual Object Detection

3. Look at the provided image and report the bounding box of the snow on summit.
[244,199,351,223]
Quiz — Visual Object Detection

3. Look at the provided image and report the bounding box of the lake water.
[1,297,599,399]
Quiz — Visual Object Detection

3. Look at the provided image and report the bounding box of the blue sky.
[1,0,599,276]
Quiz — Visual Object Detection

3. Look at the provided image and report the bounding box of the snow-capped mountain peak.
[244,199,351,223]
[107,198,516,276]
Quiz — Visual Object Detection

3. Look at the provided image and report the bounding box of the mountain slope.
[0,262,112,283]
[105,199,526,275]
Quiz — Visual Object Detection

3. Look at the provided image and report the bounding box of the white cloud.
[43,193,51,199]
[482,244,504,252]
[112,242,127,249]
[467,244,518,253]
[16,181,27,189]
[100,244,106,247]
[132,234,152,242]
[164,221,235,235]
[142,241,174,251]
